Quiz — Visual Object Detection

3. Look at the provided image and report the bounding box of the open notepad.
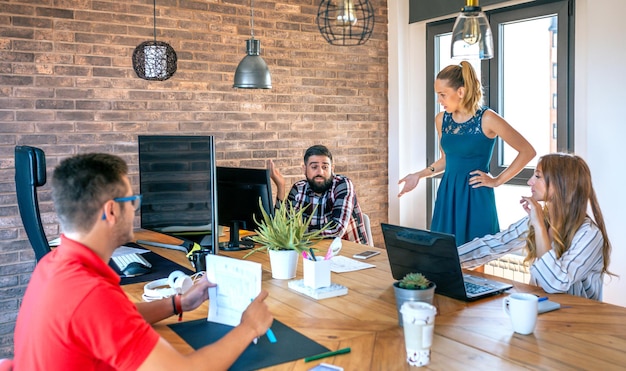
[329,255,375,273]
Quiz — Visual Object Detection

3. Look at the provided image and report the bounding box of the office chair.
[15,145,51,262]
[362,213,374,247]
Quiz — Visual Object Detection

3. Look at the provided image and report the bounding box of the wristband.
[172,294,183,321]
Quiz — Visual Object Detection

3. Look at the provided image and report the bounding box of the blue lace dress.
[431,107,500,247]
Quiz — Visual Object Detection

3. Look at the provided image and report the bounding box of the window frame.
[424,0,574,226]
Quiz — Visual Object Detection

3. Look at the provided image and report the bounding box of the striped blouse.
[457,216,605,301]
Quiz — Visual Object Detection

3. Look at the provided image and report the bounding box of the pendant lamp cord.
[250,0,255,38]
[153,0,157,43]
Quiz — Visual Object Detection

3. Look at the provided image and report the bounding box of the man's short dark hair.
[51,153,128,233]
[304,145,333,164]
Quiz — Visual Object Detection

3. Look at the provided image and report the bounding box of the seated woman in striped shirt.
[458,153,614,300]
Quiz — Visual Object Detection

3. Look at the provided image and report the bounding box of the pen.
[324,247,332,260]
[538,296,548,302]
[309,248,317,261]
[304,347,351,362]
[266,328,277,343]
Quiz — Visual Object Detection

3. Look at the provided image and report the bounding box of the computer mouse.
[122,262,152,277]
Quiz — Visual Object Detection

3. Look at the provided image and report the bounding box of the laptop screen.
[382,223,512,302]
[381,223,470,301]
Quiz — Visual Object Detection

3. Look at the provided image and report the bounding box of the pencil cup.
[303,257,331,289]
[400,301,437,367]
[503,293,538,335]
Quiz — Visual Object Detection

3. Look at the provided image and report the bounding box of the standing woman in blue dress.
[399,61,536,247]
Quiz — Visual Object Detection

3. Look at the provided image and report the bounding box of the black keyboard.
[464,281,492,295]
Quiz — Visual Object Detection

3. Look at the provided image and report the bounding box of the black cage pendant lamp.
[316,0,375,46]
[132,0,177,81]
[233,0,271,89]
[451,0,494,60]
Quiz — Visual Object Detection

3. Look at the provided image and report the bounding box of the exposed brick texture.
[0,0,389,357]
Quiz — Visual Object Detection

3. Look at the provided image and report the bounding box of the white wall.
[387,1,427,228]
[574,0,626,306]
[388,0,626,306]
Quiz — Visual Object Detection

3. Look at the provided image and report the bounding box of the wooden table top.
[125,230,626,370]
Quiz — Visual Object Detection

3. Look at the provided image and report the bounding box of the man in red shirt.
[14,153,273,370]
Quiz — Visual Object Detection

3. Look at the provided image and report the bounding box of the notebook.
[381,223,513,301]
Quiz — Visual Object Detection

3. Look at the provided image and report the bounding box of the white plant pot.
[268,249,299,279]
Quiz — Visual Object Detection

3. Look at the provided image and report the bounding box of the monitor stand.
[219,221,254,251]
[199,234,217,254]
[166,232,216,255]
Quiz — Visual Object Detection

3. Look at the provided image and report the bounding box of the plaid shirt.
[283,174,369,245]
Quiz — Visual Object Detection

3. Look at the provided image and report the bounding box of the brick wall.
[0,0,389,357]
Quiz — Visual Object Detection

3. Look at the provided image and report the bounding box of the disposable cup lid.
[400,301,437,318]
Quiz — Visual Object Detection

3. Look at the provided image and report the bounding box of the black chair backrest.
[15,145,51,262]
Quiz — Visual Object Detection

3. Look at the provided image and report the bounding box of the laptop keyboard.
[112,253,152,271]
[464,281,492,295]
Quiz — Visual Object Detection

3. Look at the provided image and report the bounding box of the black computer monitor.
[216,166,274,251]
[138,135,218,253]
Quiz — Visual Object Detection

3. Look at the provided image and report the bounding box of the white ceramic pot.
[268,249,299,279]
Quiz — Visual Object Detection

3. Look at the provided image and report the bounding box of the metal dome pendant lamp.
[316,0,375,46]
[132,0,177,81]
[233,0,271,89]
[451,0,494,60]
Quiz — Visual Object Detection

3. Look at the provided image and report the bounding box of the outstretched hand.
[267,159,284,187]
[267,159,286,200]
[398,173,421,197]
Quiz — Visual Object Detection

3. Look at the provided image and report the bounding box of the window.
[425,0,573,229]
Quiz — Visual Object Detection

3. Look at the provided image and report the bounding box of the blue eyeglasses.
[113,194,142,211]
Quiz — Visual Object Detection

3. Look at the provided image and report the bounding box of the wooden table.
[125,230,626,370]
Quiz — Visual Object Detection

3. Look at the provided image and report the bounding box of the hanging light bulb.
[317,0,374,46]
[335,0,357,27]
[462,17,481,45]
[233,0,271,89]
[132,0,177,81]
[451,0,494,60]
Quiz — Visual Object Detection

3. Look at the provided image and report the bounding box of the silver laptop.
[381,223,512,301]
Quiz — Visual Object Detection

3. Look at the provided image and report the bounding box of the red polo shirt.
[14,235,160,370]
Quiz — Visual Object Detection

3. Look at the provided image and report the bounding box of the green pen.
[304,347,351,363]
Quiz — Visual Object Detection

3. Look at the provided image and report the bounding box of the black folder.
[168,318,330,371]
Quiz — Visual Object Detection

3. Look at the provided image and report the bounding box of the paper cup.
[400,301,437,367]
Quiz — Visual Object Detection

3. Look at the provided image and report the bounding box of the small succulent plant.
[398,273,431,290]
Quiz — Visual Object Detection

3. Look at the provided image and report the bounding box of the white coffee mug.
[503,293,538,335]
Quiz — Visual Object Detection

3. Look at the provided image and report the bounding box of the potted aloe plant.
[244,199,331,279]
[393,273,436,326]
